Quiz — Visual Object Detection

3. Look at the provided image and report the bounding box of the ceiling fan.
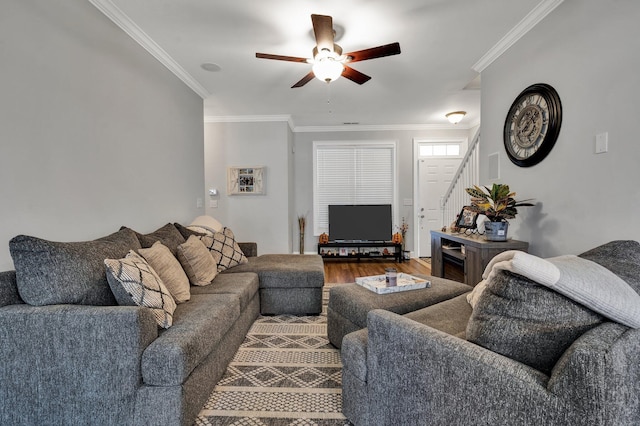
[256,14,401,88]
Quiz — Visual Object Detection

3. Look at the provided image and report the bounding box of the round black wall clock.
[503,83,562,167]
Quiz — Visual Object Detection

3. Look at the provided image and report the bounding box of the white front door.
[417,157,461,257]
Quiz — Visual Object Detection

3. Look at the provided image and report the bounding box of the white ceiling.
[92,0,562,129]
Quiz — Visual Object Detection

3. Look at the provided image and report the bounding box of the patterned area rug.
[195,285,353,426]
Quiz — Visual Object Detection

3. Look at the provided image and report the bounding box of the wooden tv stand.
[430,230,528,286]
[318,241,403,262]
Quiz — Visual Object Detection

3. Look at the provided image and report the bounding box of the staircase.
[441,129,481,228]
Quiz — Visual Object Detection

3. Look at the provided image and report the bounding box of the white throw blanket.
[467,250,640,328]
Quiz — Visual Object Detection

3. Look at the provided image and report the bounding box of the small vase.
[299,232,305,255]
[484,221,509,241]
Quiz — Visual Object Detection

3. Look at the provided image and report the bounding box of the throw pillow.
[190,215,223,234]
[104,251,176,329]
[199,227,248,272]
[138,241,190,303]
[9,228,141,306]
[176,235,219,286]
[173,222,207,240]
[123,223,186,256]
[466,269,604,374]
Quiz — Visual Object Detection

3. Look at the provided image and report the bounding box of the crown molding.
[88,0,210,99]
[472,0,564,73]
[204,115,295,131]
[293,123,471,133]
[203,115,478,133]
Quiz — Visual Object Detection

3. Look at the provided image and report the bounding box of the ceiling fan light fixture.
[446,111,466,124]
[312,58,344,83]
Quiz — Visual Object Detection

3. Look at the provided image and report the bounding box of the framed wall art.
[227,166,265,195]
[455,206,478,229]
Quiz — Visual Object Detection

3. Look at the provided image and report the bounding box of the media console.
[430,230,528,286]
[318,241,403,262]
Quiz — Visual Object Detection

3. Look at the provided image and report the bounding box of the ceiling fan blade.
[311,14,335,52]
[345,42,401,63]
[342,66,371,85]
[256,53,309,63]
[292,71,316,88]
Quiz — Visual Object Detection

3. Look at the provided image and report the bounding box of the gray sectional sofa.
[340,240,640,426]
[0,223,324,426]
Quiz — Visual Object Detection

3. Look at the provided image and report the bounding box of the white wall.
[480,0,640,257]
[203,121,292,254]
[293,128,471,254]
[0,1,205,270]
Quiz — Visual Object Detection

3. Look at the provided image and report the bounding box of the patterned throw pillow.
[104,251,176,328]
[199,227,248,272]
[176,235,219,286]
[138,241,190,303]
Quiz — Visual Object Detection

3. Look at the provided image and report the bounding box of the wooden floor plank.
[323,258,431,283]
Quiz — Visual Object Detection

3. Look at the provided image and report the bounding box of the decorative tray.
[355,273,431,294]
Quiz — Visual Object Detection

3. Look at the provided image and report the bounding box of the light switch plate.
[595,132,608,154]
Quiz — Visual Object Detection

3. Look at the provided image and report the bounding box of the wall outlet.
[196,198,203,208]
[209,199,218,208]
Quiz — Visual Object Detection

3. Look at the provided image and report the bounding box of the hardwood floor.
[323,258,431,283]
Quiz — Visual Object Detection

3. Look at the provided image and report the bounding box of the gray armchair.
[363,309,640,426]
[341,241,640,425]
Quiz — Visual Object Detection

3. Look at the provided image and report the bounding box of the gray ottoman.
[222,254,325,315]
[327,275,472,348]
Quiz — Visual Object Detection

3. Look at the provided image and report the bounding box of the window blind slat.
[314,143,395,235]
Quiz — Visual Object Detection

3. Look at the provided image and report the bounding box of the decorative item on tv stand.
[393,217,409,260]
[465,183,534,241]
[319,232,329,245]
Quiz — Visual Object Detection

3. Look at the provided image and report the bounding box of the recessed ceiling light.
[201,63,222,72]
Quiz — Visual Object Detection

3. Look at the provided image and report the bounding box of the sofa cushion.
[190,272,259,311]
[222,254,325,289]
[0,271,22,307]
[579,240,640,295]
[138,241,190,304]
[466,269,603,374]
[176,235,218,286]
[104,251,176,328]
[9,228,141,306]
[141,293,240,386]
[200,227,248,272]
[128,223,186,256]
[405,293,472,337]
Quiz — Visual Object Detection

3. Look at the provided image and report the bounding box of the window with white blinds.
[313,141,396,235]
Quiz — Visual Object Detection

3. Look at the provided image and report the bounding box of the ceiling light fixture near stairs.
[446,111,466,124]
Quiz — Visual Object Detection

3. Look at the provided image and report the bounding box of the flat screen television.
[328,204,392,242]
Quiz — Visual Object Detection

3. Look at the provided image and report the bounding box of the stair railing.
[441,129,481,228]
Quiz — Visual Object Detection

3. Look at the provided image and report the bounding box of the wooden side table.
[430,230,529,287]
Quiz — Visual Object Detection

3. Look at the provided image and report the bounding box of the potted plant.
[465,184,534,241]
